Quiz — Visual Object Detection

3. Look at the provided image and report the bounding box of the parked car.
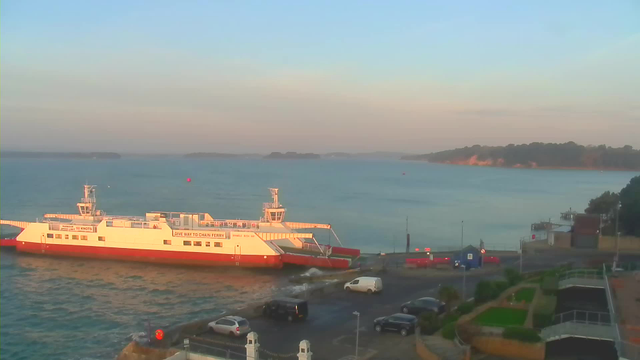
[400,297,445,315]
[262,298,308,322]
[373,313,417,336]
[207,316,251,337]
[344,276,383,294]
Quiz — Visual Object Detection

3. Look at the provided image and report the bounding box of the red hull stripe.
[0,239,17,247]
[280,253,350,269]
[16,241,284,268]
[330,246,361,258]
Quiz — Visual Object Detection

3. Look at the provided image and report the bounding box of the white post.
[246,332,259,360]
[298,340,312,360]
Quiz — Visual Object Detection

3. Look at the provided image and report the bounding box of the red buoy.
[186,178,192,183]
[155,329,164,340]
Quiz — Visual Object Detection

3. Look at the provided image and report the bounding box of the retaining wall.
[471,336,545,360]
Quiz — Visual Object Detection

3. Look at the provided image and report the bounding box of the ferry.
[0,186,360,269]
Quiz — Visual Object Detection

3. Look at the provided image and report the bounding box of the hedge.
[532,295,557,328]
[441,322,456,340]
[457,301,475,315]
[475,281,499,304]
[502,327,542,343]
[494,280,510,294]
[418,311,441,335]
[442,312,460,325]
[541,275,559,296]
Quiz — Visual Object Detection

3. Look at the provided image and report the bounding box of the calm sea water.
[1,158,637,360]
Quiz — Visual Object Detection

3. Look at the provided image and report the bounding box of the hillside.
[264,152,320,159]
[401,142,640,170]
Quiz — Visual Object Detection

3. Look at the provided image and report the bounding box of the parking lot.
[187,250,640,360]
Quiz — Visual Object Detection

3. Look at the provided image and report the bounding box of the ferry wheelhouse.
[0,186,360,269]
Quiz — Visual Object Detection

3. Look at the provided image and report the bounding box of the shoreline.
[401,160,640,172]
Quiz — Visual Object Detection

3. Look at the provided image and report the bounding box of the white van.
[344,276,383,294]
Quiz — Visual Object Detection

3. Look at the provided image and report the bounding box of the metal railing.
[553,310,611,326]
[187,341,246,360]
[558,269,604,281]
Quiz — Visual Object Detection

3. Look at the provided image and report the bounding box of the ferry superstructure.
[0,186,360,269]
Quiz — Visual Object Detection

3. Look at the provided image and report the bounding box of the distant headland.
[264,152,321,159]
[184,152,261,159]
[401,142,640,171]
[1,151,121,159]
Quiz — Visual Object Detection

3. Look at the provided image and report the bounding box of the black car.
[373,313,417,336]
[400,297,445,315]
[262,298,308,322]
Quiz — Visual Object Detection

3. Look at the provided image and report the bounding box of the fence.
[558,269,604,281]
[187,340,246,360]
[552,310,611,326]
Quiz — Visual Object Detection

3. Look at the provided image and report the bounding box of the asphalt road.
[190,251,640,360]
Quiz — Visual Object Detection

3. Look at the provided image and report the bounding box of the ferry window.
[214,242,222,247]
[106,221,113,227]
[72,235,79,240]
[98,236,105,241]
[183,241,191,246]
[55,234,62,239]
[194,241,202,246]
[163,240,171,245]
[65,234,69,239]
[47,233,54,238]
[205,241,211,247]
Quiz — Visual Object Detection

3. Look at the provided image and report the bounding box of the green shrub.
[493,280,510,294]
[442,312,460,325]
[475,281,499,304]
[502,327,542,343]
[441,322,456,340]
[541,275,559,295]
[532,295,557,328]
[418,311,441,335]
[456,301,475,315]
[504,268,523,286]
[438,285,460,313]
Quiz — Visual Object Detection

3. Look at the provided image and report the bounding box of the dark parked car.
[373,313,417,336]
[262,298,308,322]
[400,297,445,315]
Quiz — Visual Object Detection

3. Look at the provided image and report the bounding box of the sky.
[1,1,639,154]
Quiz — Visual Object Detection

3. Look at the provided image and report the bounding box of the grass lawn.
[514,287,536,303]
[473,307,528,327]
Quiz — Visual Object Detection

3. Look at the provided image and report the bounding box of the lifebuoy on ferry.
[153,225,158,229]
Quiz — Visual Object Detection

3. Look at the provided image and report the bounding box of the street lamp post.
[353,311,360,360]
[460,220,464,266]
[461,265,466,301]
[615,202,620,270]
[520,237,523,274]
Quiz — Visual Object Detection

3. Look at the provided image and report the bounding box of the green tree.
[585,191,619,220]
[619,176,640,237]
[504,268,523,286]
[438,285,460,313]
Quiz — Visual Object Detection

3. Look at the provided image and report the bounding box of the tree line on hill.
[402,142,640,170]
[585,175,640,237]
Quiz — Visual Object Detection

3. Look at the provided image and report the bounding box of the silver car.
[207,316,251,337]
